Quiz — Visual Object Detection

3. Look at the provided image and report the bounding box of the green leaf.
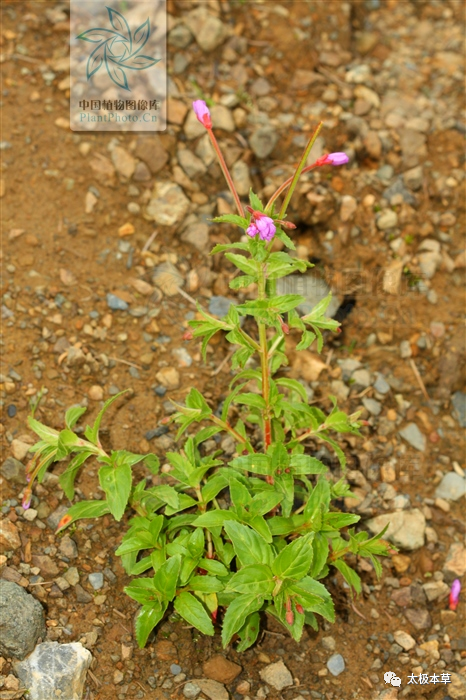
[275,378,307,402]
[65,406,87,429]
[229,275,256,290]
[135,601,167,648]
[199,558,229,577]
[211,214,248,228]
[28,417,59,444]
[225,253,257,276]
[189,575,224,593]
[296,330,317,351]
[249,190,263,211]
[302,292,333,321]
[174,591,214,636]
[223,521,273,567]
[235,393,267,410]
[84,390,130,445]
[124,578,158,605]
[289,454,328,475]
[144,454,160,475]
[59,451,92,500]
[230,454,271,475]
[98,461,132,521]
[153,555,181,600]
[309,533,329,579]
[192,510,238,528]
[332,559,362,594]
[210,241,250,254]
[150,485,180,509]
[291,577,335,623]
[222,593,264,647]
[56,499,110,532]
[236,611,261,651]
[272,534,313,580]
[225,565,274,596]
[324,512,360,529]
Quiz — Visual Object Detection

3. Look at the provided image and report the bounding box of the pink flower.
[255,214,276,242]
[313,152,349,167]
[449,579,461,611]
[22,490,31,510]
[246,223,259,238]
[327,152,349,165]
[192,100,212,129]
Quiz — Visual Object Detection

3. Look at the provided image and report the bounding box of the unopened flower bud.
[286,610,294,625]
[450,579,461,611]
[279,317,289,335]
[192,100,212,129]
[183,329,193,341]
[296,604,304,614]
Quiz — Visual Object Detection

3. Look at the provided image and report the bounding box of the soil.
[1,1,465,700]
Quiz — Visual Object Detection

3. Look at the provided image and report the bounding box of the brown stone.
[154,639,177,661]
[0,520,21,551]
[31,555,59,577]
[134,136,169,175]
[203,654,242,684]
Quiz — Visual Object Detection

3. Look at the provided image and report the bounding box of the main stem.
[258,265,272,473]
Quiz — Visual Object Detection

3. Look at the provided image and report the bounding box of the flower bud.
[450,579,461,611]
[296,604,304,614]
[192,100,212,129]
[286,610,294,625]
[183,329,193,341]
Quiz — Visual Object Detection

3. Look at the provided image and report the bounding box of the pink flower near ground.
[192,100,212,129]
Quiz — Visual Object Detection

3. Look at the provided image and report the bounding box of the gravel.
[327,653,345,676]
[0,581,46,659]
[398,423,426,452]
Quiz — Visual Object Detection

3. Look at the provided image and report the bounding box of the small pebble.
[170,664,182,675]
[327,653,345,676]
[7,405,17,418]
[88,573,104,590]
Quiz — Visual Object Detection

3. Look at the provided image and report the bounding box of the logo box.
[70,0,166,131]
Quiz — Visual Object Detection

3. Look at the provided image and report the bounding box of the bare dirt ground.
[1,1,465,699]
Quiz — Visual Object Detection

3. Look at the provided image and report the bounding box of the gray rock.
[170,664,182,675]
[183,682,201,698]
[362,397,382,416]
[15,641,91,700]
[250,126,278,159]
[399,423,426,451]
[168,24,193,49]
[383,178,416,206]
[188,13,226,52]
[58,536,78,560]
[352,368,371,389]
[452,391,466,427]
[231,160,252,196]
[0,581,46,659]
[399,340,412,358]
[373,373,390,394]
[146,182,190,227]
[196,679,228,700]
[449,672,466,700]
[435,472,466,501]
[404,608,431,630]
[366,509,426,550]
[184,110,206,140]
[422,580,449,602]
[211,105,235,132]
[327,653,345,677]
[321,636,336,651]
[208,296,236,318]
[403,165,424,191]
[47,504,69,530]
[400,129,427,168]
[177,148,206,178]
[259,660,293,690]
[0,456,27,485]
[377,209,398,230]
[106,293,128,311]
[88,573,104,590]
[181,222,209,251]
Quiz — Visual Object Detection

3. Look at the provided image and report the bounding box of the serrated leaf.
[98,462,132,521]
[211,214,248,227]
[153,555,181,600]
[272,534,313,580]
[222,593,264,647]
[65,406,87,429]
[174,591,214,635]
[223,521,273,567]
[135,601,166,648]
[225,565,274,596]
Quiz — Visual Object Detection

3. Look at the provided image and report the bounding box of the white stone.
[366,509,426,550]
